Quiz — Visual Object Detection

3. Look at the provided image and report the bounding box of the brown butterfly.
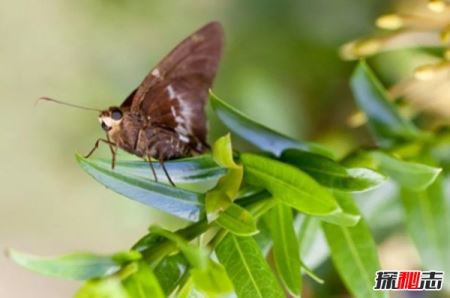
[41,22,224,186]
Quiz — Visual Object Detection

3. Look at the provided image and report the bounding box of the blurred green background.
[0,0,416,296]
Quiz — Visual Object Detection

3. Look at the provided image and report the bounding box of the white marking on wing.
[151,68,160,78]
[179,134,190,143]
[170,106,177,118]
[175,125,188,135]
[178,99,194,133]
[167,85,176,99]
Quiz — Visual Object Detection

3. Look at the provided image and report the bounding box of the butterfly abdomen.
[139,126,193,160]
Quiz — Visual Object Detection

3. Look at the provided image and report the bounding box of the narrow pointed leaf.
[240,153,340,216]
[123,262,165,298]
[79,155,226,192]
[281,149,385,191]
[133,220,208,267]
[76,277,128,298]
[350,61,421,147]
[211,134,243,198]
[205,188,231,222]
[216,234,285,298]
[431,130,450,171]
[150,226,233,295]
[210,91,333,158]
[321,192,386,298]
[190,260,234,295]
[153,254,189,295]
[317,209,360,227]
[176,278,202,298]
[371,151,441,191]
[149,226,206,268]
[8,250,140,280]
[266,204,302,296]
[299,260,324,284]
[206,135,257,235]
[216,203,259,236]
[298,216,329,270]
[206,134,243,222]
[77,155,205,221]
[400,177,450,286]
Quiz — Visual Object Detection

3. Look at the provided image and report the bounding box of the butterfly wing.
[120,88,137,109]
[124,22,224,151]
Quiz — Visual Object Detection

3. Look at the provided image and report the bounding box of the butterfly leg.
[84,138,117,159]
[146,157,158,183]
[106,134,117,169]
[159,159,176,187]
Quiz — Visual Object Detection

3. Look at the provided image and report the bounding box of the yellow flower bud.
[376,14,404,30]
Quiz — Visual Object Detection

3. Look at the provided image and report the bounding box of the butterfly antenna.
[36,97,101,112]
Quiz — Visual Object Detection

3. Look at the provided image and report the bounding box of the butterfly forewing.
[123,22,224,151]
[120,88,137,109]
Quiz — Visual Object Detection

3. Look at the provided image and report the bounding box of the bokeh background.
[1,0,447,297]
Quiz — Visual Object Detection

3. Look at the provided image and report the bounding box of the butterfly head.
[99,107,123,132]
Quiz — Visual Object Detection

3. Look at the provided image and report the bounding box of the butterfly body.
[100,108,196,160]
[89,22,224,185]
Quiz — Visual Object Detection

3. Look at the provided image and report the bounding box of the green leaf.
[133,220,208,266]
[149,226,206,268]
[299,260,324,284]
[216,234,285,298]
[212,134,239,168]
[153,254,189,295]
[318,209,360,227]
[8,250,140,280]
[206,134,243,222]
[149,226,233,295]
[132,233,164,253]
[79,154,226,193]
[205,188,231,222]
[209,91,334,158]
[266,204,301,297]
[122,262,165,298]
[240,153,340,216]
[205,135,258,235]
[216,203,259,236]
[241,154,359,226]
[298,216,329,270]
[400,177,450,282]
[253,217,272,255]
[350,61,421,147]
[246,196,278,219]
[77,155,205,222]
[76,277,129,298]
[190,259,234,295]
[113,251,142,263]
[280,149,385,192]
[321,192,386,298]
[211,134,243,198]
[371,151,441,191]
[176,278,202,298]
[431,130,450,171]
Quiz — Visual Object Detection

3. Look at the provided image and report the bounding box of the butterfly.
[83,22,224,186]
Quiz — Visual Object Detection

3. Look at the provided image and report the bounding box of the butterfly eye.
[101,121,110,131]
[111,109,123,120]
